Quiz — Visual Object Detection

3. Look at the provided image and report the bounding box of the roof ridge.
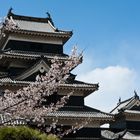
[110,95,140,114]
[122,96,140,110]
[7,8,50,23]
[6,9,73,35]
[121,97,135,110]
[119,96,134,104]
[110,97,133,113]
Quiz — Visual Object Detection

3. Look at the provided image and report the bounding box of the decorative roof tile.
[46,111,113,119]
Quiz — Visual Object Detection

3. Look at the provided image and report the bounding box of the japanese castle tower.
[0,10,113,139]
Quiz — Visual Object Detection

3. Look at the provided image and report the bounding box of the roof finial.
[7,7,13,17]
[118,97,121,105]
[46,12,51,19]
[8,7,13,14]
[9,7,13,12]
[119,97,121,103]
[46,11,54,26]
[134,90,139,99]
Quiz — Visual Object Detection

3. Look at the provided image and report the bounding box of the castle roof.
[0,109,113,126]
[7,9,72,36]
[0,77,98,97]
[110,92,140,114]
[0,113,26,125]
[46,110,113,121]
[0,9,72,48]
[0,50,68,61]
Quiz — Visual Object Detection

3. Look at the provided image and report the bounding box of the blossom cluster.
[0,16,19,37]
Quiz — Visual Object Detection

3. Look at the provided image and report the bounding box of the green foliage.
[45,134,59,140]
[0,126,59,140]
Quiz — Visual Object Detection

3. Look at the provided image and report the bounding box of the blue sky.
[0,0,140,112]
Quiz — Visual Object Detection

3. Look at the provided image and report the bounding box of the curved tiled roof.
[0,113,26,125]
[0,10,72,45]
[7,28,72,38]
[110,94,140,114]
[0,50,69,60]
[0,11,72,48]
[0,77,98,91]
[46,111,113,120]
[7,10,72,35]
[0,77,31,85]
[0,110,113,126]
[124,109,140,114]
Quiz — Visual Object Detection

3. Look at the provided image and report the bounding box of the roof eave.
[0,81,99,95]
[7,10,73,44]
[5,29,72,45]
[0,52,69,61]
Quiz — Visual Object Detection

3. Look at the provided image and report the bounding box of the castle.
[0,9,140,139]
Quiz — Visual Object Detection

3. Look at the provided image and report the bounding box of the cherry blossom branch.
[59,118,91,138]
[32,91,73,124]
[0,47,82,124]
[0,16,19,37]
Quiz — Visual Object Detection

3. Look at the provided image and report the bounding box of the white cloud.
[76,66,137,112]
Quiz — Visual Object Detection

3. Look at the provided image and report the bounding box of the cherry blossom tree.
[0,47,82,120]
[0,16,90,138]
